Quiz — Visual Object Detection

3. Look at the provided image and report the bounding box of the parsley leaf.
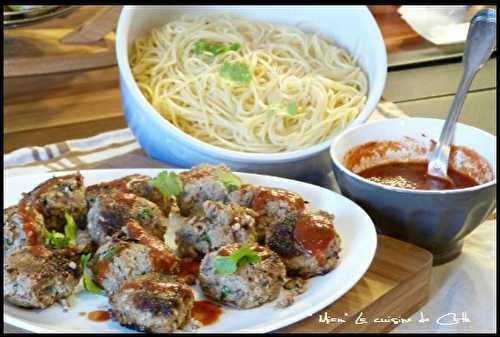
[150,171,183,198]
[42,227,68,249]
[214,246,262,276]
[196,231,212,246]
[80,253,104,295]
[193,39,241,57]
[213,168,241,192]
[287,100,298,116]
[220,61,251,85]
[64,213,77,246]
[139,208,153,221]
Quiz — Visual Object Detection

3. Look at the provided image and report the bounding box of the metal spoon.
[427,8,496,181]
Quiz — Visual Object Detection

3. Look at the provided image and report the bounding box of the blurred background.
[3,5,497,153]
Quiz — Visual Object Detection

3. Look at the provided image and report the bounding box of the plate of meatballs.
[4,164,377,333]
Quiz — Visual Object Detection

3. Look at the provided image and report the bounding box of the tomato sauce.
[94,260,110,285]
[294,213,335,266]
[18,198,39,246]
[177,260,201,278]
[249,187,305,214]
[359,161,479,190]
[87,310,110,322]
[192,301,222,325]
[125,220,178,273]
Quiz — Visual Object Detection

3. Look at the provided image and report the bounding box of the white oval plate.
[4,169,377,333]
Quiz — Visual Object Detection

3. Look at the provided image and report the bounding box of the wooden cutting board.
[279,235,432,332]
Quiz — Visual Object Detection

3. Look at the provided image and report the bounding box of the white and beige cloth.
[3,101,496,333]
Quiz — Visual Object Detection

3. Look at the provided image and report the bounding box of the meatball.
[27,173,87,231]
[229,185,305,241]
[4,199,45,257]
[87,192,167,245]
[199,243,286,309]
[4,246,82,309]
[109,273,194,333]
[90,237,177,295]
[177,164,238,216]
[265,210,341,278]
[175,200,258,259]
[86,174,172,216]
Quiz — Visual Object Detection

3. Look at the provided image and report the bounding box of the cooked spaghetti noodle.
[130,14,368,153]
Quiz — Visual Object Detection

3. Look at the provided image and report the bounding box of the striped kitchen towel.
[4,101,406,177]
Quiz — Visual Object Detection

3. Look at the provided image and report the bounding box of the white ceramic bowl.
[330,118,497,264]
[116,5,387,185]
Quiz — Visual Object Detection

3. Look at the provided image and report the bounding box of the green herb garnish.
[193,39,241,57]
[80,253,104,295]
[221,285,233,299]
[196,231,212,246]
[64,213,77,246]
[214,246,262,276]
[42,213,77,249]
[213,168,241,192]
[150,171,183,198]
[287,100,298,116]
[220,61,252,85]
[101,245,121,262]
[139,208,153,221]
[42,227,68,249]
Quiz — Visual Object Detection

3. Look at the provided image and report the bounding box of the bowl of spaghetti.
[116,5,387,185]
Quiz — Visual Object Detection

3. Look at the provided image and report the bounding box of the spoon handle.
[427,9,496,178]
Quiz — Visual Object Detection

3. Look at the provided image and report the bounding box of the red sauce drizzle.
[28,245,50,257]
[115,192,136,207]
[18,198,39,245]
[250,187,305,214]
[192,301,222,326]
[94,260,110,285]
[294,213,335,267]
[176,259,201,278]
[87,310,110,322]
[358,161,479,190]
[125,221,178,273]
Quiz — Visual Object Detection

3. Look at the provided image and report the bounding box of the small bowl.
[115,5,387,186]
[330,118,496,265]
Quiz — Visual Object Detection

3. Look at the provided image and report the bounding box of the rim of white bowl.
[116,5,387,163]
[330,117,497,194]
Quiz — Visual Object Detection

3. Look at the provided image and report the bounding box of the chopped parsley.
[196,231,212,246]
[287,100,298,116]
[150,171,183,198]
[220,61,251,85]
[64,213,77,246]
[139,208,153,221]
[213,168,241,192]
[214,246,262,276]
[42,213,77,249]
[80,253,104,295]
[221,285,233,299]
[193,39,241,57]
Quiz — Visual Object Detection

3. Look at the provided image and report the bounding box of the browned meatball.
[4,199,45,257]
[90,222,178,295]
[27,173,87,231]
[176,200,258,259]
[4,246,82,308]
[109,273,194,333]
[87,192,167,245]
[265,210,341,278]
[177,164,239,216]
[86,174,173,216]
[199,243,286,309]
[229,185,305,241]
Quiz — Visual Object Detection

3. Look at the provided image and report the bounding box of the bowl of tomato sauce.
[330,117,496,265]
